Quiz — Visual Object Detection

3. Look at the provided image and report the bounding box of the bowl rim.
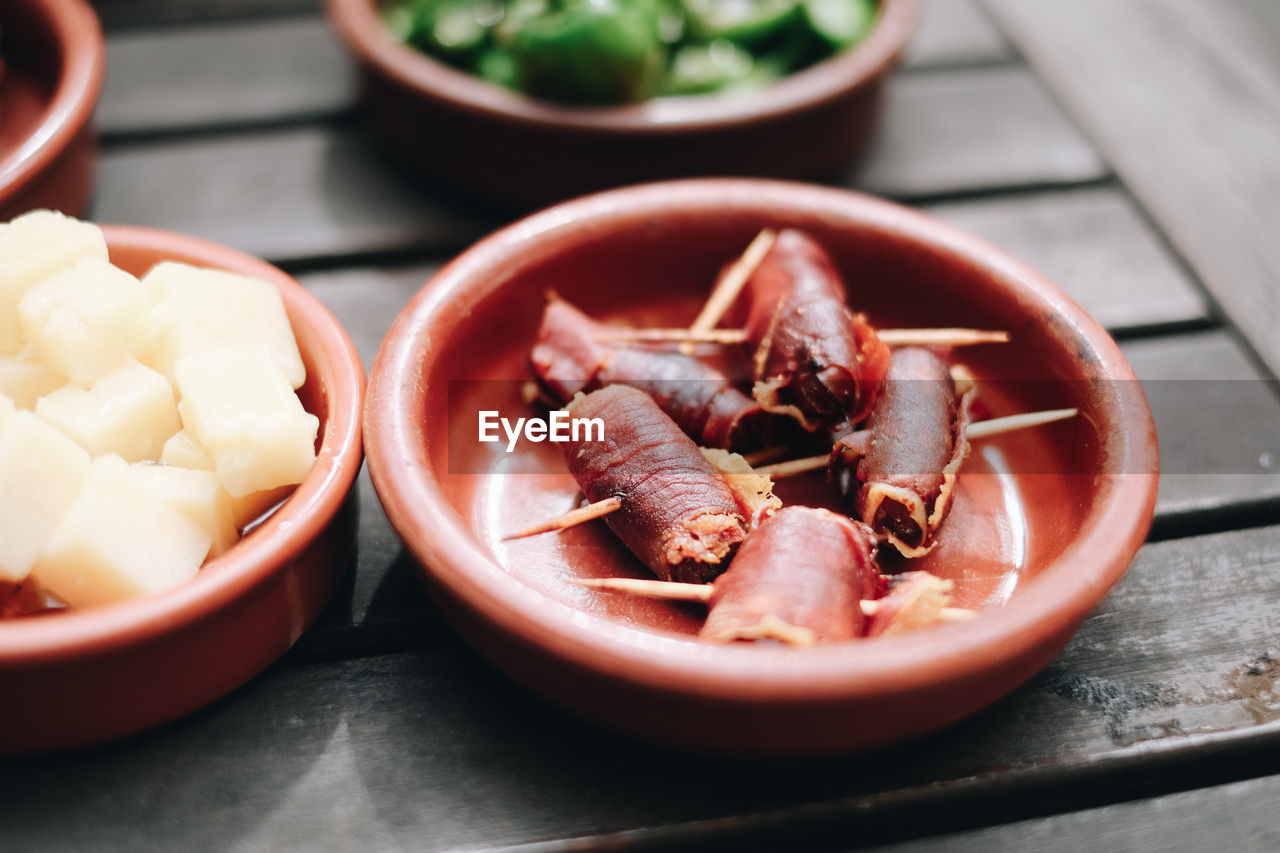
[326,0,918,133]
[365,178,1159,706]
[0,0,105,207]
[0,225,366,664]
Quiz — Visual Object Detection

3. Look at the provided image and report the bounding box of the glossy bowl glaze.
[326,0,917,208]
[0,0,104,219]
[0,226,365,752]
[364,179,1159,757]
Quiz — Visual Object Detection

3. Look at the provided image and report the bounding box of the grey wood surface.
[92,127,493,266]
[1122,332,1280,528]
[864,772,1280,853]
[5,524,1279,851]
[850,67,1107,199]
[906,0,1013,70]
[92,0,319,29]
[984,0,1280,378]
[99,16,354,136]
[925,187,1208,334]
[15,3,1280,851]
[92,64,1105,265]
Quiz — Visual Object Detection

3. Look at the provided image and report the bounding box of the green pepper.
[803,0,876,49]
[661,39,754,95]
[475,47,521,89]
[680,0,800,46]
[382,2,417,42]
[504,0,666,103]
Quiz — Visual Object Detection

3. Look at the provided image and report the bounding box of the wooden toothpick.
[504,496,622,540]
[684,228,778,353]
[575,578,978,622]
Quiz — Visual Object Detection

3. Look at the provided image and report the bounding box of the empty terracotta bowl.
[364,178,1159,757]
[0,0,104,220]
[0,226,365,752]
[326,0,917,208]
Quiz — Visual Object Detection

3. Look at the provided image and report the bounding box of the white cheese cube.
[33,456,210,607]
[175,345,318,498]
[143,262,305,388]
[161,429,214,470]
[0,392,15,432]
[229,484,295,530]
[0,211,108,353]
[19,256,159,386]
[36,360,181,462]
[0,411,92,582]
[129,463,239,558]
[0,352,65,409]
[161,429,293,526]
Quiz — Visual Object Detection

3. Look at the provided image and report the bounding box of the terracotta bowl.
[0,226,365,753]
[364,178,1159,757]
[0,0,104,220]
[326,0,917,208]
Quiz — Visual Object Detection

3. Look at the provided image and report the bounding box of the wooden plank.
[852,67,1108,199]
[92,66,1105,264]
[1120,331,1280,528]
[3,524,1279,851]
[92,0,319,30]
[287,263,451,661]
[984,0,1280,378]
[925,187,1209,334]
[99,17,353,136]
[863,774,1280,852]
[904,0,1013,70]
[91,127,495,266]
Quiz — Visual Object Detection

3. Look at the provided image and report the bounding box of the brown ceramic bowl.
[0,226,365,753]
[364,178,1159,757]
[0,0,104,220]
[327,0,917,208]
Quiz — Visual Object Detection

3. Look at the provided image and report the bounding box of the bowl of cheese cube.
[0,211,365,752]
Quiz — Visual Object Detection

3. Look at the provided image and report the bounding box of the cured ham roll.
[733,229,890,431]
[531,297,771,450]
[562,386,770,584]
[831,347,974,557]
[701,507,880,646]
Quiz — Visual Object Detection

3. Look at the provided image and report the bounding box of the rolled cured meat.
[701,506,880,645]
[532,297,771,450]
[733,229,890,431]
[562,386,763,584]
[831,347,975,557]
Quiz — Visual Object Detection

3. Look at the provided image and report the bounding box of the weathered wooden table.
[6,1,1280,849]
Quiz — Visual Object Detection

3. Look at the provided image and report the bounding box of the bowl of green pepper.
[327,0,916,207]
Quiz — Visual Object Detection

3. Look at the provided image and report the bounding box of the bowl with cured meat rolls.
[364,178,1159,756]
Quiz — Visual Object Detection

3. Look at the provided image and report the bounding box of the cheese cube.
[0,353,65,409]
[143,262,305,388]
[176,345,318,498]
[0,211,108,353]
[161,428,293,526]
[129,463,239,558]
[36,360,181,462]
[0,412,92,582]
[0,392,14,432]
[33,456,210,608]
[161,429,214,470]
[229,484,295,531]
[19,256,159,386]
